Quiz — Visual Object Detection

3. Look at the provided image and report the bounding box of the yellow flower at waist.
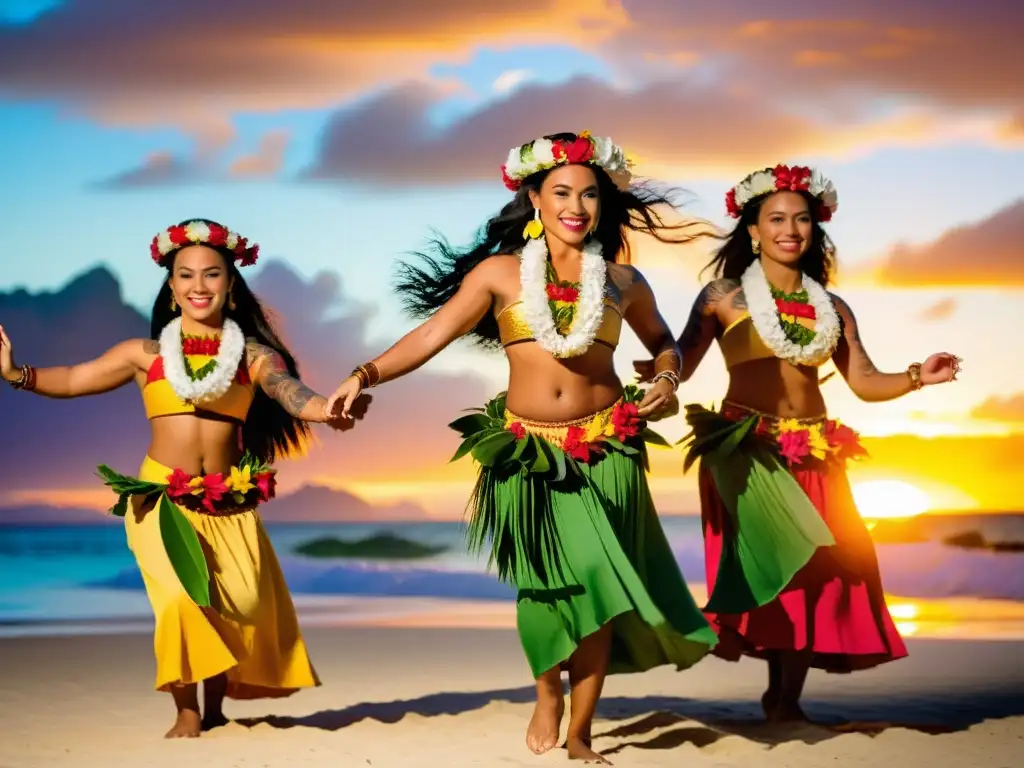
[226,465,254,494]
[584,412,610,443]
[187,476,204,495]
[776,418,804,434]
[807,423,831,460]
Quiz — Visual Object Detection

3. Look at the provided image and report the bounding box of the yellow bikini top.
[719,314,829,369]
[496,297,623,350]
[143,353,255,421]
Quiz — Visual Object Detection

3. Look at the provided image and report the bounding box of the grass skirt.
[683,402,908,672]
[453,392,717,678]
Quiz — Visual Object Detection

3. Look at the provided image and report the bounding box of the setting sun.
[852,480,932,520]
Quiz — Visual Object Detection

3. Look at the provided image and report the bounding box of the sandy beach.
[2,599,1021,768]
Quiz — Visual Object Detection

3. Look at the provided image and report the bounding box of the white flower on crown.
[186,221,211,243]
[810,170,838,210]
[157,229,173,254]
[531,139,556,167]
[504,147,524,178]
[735,170,775,208]
[592,136,614,166]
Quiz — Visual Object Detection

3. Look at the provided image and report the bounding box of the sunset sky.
[1,1,1022,516]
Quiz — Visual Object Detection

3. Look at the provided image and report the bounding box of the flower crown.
[149,220,260,267]
[725,165,838,222]
[500,131,632,191]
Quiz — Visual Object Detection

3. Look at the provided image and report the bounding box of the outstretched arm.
[831,294,958,402]
[0,328,147,398]
[327,261,496,418]
[246,341,335,422]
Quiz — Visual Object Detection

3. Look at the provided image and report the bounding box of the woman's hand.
[325,375,365,421]
[632,358,655,383]
[920,352,962,385]
[0,324,17,382]
[636,377,676,418]
[322,392,372,431]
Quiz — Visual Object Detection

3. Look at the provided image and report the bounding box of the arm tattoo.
[142,339,160,355]
[678,279,738,350]
[731,290,747,311]
[608,264,640,295]
[247,340,320,417]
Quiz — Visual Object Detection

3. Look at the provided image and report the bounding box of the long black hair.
[151,219,310,464]
[394,132,711,346]
[702,190,837,286]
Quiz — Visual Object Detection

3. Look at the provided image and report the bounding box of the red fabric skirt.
[700,460,908,672]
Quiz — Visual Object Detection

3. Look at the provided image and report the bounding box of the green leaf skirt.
[450,392,717,678]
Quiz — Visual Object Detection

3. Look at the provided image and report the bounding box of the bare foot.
[567,735,612,764]
[526,694,565,754]
[761,689,780,719]
[765,700,810,724]
[165,709,202,738]
[201,711,230,731]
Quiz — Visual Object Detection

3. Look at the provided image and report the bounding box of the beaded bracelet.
[906,362,923,391]
[652,370,680,392]
[7,363,36,391]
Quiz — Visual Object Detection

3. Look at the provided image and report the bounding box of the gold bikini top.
[719,314,829,369]
[143,354,254,421]
[496,297,623,350]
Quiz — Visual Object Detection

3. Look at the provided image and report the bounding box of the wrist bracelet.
[350,361,381,389]
[906,362,923,391]
[652,370,680,392]
[7,364,36,391]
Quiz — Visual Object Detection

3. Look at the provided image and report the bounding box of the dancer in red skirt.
[635,165,961,721]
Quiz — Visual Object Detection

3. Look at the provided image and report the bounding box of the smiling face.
[168,245,232,324]
[528,164,601,248]
[748,191,813,267]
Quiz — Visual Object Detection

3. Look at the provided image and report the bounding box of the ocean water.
[1,514,1022,632]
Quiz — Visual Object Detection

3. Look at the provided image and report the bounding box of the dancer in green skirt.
[327,131,718,763]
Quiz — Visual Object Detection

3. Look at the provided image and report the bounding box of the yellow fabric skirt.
[124,455,320,698]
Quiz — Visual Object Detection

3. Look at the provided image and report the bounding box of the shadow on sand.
[236,686,1023,750]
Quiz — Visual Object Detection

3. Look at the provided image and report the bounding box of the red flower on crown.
[150,221,260,268]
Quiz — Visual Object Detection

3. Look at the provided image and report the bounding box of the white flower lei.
[519,237,607,358]
[159,317,246,404]
[740,260,841,366]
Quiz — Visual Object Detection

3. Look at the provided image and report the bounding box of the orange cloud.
[97,129,291,188]
[609,4,1023,114]
[229,131,290,178]
[859,199,1024,286]
[917,297,958,321]
[0,0,625,127]
[298,77,980,188]
[971,394,1024,424]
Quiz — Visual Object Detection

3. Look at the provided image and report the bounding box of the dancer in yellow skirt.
[0,219,367,738]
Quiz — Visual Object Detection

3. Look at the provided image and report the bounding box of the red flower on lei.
[546,283,580,302]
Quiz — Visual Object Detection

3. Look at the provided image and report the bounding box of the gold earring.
[170,296,178,311]
[752,240,761,255]
[523,208,544,240]
[228,292,236,311]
